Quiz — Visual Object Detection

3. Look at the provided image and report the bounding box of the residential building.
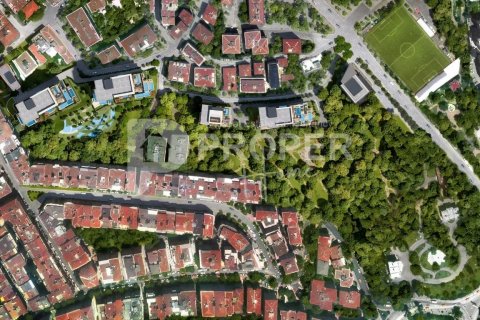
[202,3,218,25]
[12,51,38,80]
[56,305,94,320]
[222,66,237,91]
[121,249,147,280]
[86,0,106,14]
[120,24,158,58]
[240,78,267,93]
[181,43,206,66]
[222,34,241,54]
[167,61,191,84]
[267,62,280,89]
[3,0,30,14]
[246,287,262,315]
[248,0,265,25]
[0,13,20,48]
[194,67,216,88]
[200,105,232,126]
[15,80,76,126]
[253,62,265,76]
[147,288,197,319]
[280,310,307,320]
[98,253,124,284]
[0,64,21,91]
[219,225,250,252]
[238,63,252,77]
[199,249,222,270]
[301,54,322,73]
[97,45,122,64]
[179,8,194,26]
[309,279,337,311]
[338,290,361,309]
[66,7,102,48]
[340,63,372,104]
[263,298,278,320]
[200,288,244,317]
[146,246,170,274]
[192,22,214,45]
[21,1,39,20]
[161,0,178,26]
[259,102,314,130]
[93,74,135,106]
[283,38,302,54]
[34,25,75,64]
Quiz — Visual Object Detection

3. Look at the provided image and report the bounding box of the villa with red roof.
[202,3,218,25]
[283,38,302,54]
[264,298,278,320]
[168,61,191,84]
[222,34,241,54]
[21,1,39,20]
[200,288,244,317]
[66,7,102,48]
[0,13,19,48]
[339,290,361,309]
[280,310,307,320]
[246,286,262,315]
[222,66,237,91]
[192,22,214,45]
[194,67,216,88]
[310,279,337,311]
[248,0,265,25]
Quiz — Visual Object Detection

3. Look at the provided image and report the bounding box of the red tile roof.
[202,213,215,238]
[191,22,214,45]
[264,299,278,320]
[222,0,233,6]
[200,289,244,317]
[194,67,216,88]
[21,1,39,20]
[222,34,241,54]
[169,20,189,39]
[248,0,265,25]
[279,254,299,275]
[252,38,269,55]
[0,13,19,47]
[168,61,191,84]
[28,43,46,64]
[179,8,194,26]
[78,263,99,289]
[277,56,288,68]
[280,310,307,320]
[283,38,302,54]
[310,280,337,311]
[339,290,361,309]
[202,3,218,25]
[222,66,237,91]
[255,209,278,223]
[253,62,265,76]
[56,306,94,320]
[219,226,250,252]
[87,0,106,13]
[161,0,178,26]
[119,24,158,58]
[3,0,29,13]
[240,78,267,93]
[246,287,262,315]
[40,25,75,64]
[182,43,206,66]
[66,7,102,48]
[244,30,261,49]
[199,249,222,270]
[238,63,251,77]
[97,45,121,64]
[317,236,331,262]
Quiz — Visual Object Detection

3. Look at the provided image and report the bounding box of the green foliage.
[76,228,158,251]
[29,6,45,21]
[27,190,44,201]
[333,36,353,60]
[198,8,225,58]
[239,1,249,23]
[302,40,315,53]
[267,0,331,33]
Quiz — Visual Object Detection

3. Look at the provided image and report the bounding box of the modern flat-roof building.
[0,64,21,91]
[93,74,135,106]
[267,62,280,89]
[301,54,322,73]
[200,105,232,126]
[15,88,56,126]
[145,132,189,165]
[15,81,77,126]
[340,63,372,104]
[259,106,293,129]
[66,7,102,48]
[12,51,38,80]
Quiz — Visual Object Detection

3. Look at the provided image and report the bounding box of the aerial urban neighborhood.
[0,0,479,319]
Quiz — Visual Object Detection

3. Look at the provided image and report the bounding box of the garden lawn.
[365,6,450,92]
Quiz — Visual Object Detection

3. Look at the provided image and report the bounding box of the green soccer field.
[364,6,451,92]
